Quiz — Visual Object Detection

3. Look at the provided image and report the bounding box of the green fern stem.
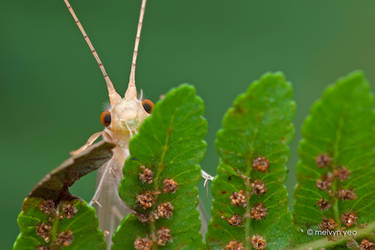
[292,220,375,250]
[244,168,253,249]
[331,114,344,225]
[331,182,340,225]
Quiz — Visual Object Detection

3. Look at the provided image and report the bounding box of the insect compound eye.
[142,99,154,114]
[100,110,111,127]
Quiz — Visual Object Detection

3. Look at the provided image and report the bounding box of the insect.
[62,0,212,248]
[63,0,151,247]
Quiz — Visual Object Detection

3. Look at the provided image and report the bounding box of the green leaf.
[13,141,114,250]
[206,73,296,249]
[13,197,105,250]
[293,71,375,248]
[112,84,207,249]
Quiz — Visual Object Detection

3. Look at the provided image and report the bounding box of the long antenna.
[129,0,147,87]
[63,0,121,105]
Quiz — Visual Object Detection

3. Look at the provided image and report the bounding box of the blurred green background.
[1,0,375,248]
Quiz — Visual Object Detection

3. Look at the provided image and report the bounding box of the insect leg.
[70,131,103,156]
[201,169,214,187]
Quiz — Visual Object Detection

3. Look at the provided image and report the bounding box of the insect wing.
[28,141,115,203]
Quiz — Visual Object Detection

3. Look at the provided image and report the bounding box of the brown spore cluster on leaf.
[227,214,243,226]
[360,239,375,250]
[134,237,154,250]
[137,213,150,223]
[316,173,334,191]
[341,211,358,227]
[35,222,52,243]
[56,230,73,247]
[39,200,55,215]
[338,189,357,200]
[315,153,332,168]
[157,202,174,218]
[139,166,153,184]
[62,202,78,219]
[334,166,351,181]
[251,180,267,195]
[230,190,247,207]
[157,227,172,246]
[250,203,267,221]
[136,191,156,210]
[224,240,244,250]
[319,218,338,230]
[316,198,330,211]
[252,157,270,172]
[251,234,267,250]
[163,179,178,193]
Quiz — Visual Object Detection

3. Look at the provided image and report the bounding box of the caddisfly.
[64,0,151,247]
[63,0,212,248]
